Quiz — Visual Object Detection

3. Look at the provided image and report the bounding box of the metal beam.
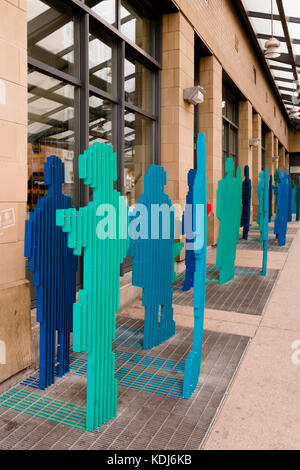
[248,10,300,24]
[257,32,300,46]
[276,0,300,94]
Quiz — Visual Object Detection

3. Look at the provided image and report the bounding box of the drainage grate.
[0,388,86,430]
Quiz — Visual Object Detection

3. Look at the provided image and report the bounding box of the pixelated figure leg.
[56,329,71,378]
[159,304,175,344]
[143,304,160,350]
[219,253,235,285]
[183,264,195,291]
[39,322,56,390]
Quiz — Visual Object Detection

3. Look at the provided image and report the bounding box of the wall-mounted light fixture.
[249,138,260,147]
[289,107,299,119]
[183,86,206,105]
[272,155,280,163]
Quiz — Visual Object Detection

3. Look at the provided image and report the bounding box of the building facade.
[0,0,299,384]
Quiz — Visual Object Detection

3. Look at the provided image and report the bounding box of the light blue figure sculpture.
[257,169,269,276]
[183,133,207,400]
[274,170,289,246]
[129,165,175,350]
[25,156,78,390]
[241,165,252,240]
[269,175,273,223]
[182,169,197,291]
[57,143,129,431]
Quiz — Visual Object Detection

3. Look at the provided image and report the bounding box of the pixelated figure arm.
[172,242,184,282]
[56,207,88,256]
[25,209,41,289]
[73,289,89,354]
[118,195,129,261]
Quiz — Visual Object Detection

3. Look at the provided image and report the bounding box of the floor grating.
[0,321,250,450]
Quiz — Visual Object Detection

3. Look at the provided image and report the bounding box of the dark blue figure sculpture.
[25,156,78,389]
[182,169,197,291]
[183,133,207,399]
[241,165,252,240]
[288,175,293,223]
[129,165,175,350]
[274,170,289,247]
[269,174,273,223]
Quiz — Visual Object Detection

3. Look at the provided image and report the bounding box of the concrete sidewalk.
[203,227,300,450]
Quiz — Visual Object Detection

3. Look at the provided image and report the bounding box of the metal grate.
[0,388,86,430]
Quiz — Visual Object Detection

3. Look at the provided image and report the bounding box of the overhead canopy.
[239,0,300,130]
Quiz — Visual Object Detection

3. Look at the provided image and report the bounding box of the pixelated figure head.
[144,165,167,200]
[79,142,117,191]
[244,165,250,179]
[188,169,197,188]
[225,158,234,177]
[44,155,65,197]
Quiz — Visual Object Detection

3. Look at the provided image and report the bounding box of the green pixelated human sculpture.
[56,143,129,432]
[216,158,242,285]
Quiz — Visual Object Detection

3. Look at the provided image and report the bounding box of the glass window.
[89,95,114,146]
[121,0,156,56]
[87,0,116,25]
[124,111,154,205]
[89,35,115,95]
[222,85,239,175]
[27,68,78,211]
[28,0,77,76]
[125,57,154,114]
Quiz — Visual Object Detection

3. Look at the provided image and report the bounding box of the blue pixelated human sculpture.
[183,133,207,399]
[269,174,273,222]
[288,175,293,222]
[241,165,252,240]
[257,169,269,276]
[274,170,289,246]
[274,169,282,217]
[129,165,175,350]
[25,156,78,390]
[182,169,197,291]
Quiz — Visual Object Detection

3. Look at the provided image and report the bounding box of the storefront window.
[124,111,154,205]
[121,0,157,57]
[125,57,155,114]
[87,0,116,25]
[89,35,116,95]
[28,0,77,76]
[89,95,114,146]
[27,68,78,211]
[222,86,239,175]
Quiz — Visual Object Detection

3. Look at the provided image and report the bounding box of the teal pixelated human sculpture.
[128,165,177,350]
[183,133,207,399]
[274,168,282,216]
[56,143,129,431]
[274,170,289,246]
[257,169,269,276]
[216,158,242,285]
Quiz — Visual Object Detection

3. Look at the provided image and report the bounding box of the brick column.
[161,12,194,210]
[279,146,285,172]
[286,152,290,174]
[274,137,279,171]
[0,0,31,383]
[252,113,262,221]
[198,55,222,246]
